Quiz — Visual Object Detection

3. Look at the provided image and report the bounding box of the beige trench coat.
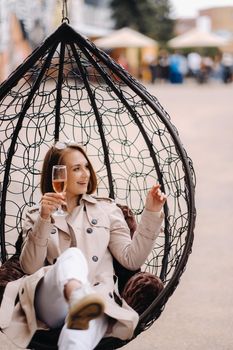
[0,194,164,349]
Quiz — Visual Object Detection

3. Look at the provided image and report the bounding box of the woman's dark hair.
[40,144,97,195]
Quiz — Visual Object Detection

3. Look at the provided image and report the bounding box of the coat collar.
[52,214,70,234]
[52,194,98,233]
[52,194,110,233]
[80,193,97,205]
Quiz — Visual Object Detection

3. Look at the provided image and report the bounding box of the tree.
[109,0,175,45]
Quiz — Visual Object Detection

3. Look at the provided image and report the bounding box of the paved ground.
[123,80,233,350]
[1,80,233,349]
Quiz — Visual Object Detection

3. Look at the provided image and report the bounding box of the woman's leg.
[58,315,108,350]
[34,247,90,328]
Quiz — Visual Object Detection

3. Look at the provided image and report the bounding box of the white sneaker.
[67,285,105,330]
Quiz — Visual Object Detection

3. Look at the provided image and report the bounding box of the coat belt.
[0,277,23,328]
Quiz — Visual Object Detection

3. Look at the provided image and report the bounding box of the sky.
[170,0,233,18]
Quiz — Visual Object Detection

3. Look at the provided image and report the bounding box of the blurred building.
[70,0,113,38]
[199,6,233,35]
[0,0,116,82]
[200,6,233,53]
[174,6,233,53]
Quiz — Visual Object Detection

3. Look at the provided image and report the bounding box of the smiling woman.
[40,143,97,199]
[41,143,96,214]
[0,141,166,350]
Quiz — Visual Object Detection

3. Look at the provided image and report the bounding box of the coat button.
[92,255,98,262]
[91,219,98,225]
[51,228,56,234]
[86,228,93,234]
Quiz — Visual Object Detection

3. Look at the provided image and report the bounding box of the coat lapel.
[52,215,70,234]
[52,194,110,236]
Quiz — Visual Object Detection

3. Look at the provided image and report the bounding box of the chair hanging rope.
[62,0,69,23]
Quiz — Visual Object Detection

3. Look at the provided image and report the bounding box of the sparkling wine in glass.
[52,165,67,216]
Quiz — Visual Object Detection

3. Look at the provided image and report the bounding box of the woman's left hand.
[145,184,167,213]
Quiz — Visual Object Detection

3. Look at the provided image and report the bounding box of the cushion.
[122,271,164,315]
[0,254,25,304]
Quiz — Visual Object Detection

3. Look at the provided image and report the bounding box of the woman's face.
[63,149,90,197]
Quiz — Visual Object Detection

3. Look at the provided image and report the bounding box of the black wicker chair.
[0,22,196,350]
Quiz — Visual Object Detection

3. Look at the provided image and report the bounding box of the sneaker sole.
[67,295,105,330]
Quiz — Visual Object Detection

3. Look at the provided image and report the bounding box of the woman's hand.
[145,184,167,213]
[40,192,66,220]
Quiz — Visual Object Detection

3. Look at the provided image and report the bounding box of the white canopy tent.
[168,28,228,48]
[94,27,158,79]
[94,27,158,49]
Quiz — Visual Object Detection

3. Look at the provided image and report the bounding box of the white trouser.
[35,247,108,350]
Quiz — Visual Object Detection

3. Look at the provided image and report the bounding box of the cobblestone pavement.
[1,81,233,349]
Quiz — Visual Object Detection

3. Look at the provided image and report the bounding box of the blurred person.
[169,51,187,84]
[196,56,213,84]
[221,53,233,84]
[157,50,170,82]
[211,54,224,82]
[149,57,158,83]
[117,54,129,71]
[187,52,201,79]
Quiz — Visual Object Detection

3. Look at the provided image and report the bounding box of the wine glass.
[52,165,67,216]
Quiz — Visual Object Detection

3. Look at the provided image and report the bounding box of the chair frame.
[0,23,196,349]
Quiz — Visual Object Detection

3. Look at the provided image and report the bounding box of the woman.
[0,141,166,350]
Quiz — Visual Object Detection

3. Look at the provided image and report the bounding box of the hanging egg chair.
[0,20,196,350]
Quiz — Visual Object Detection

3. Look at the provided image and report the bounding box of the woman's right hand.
[40,192,66,220]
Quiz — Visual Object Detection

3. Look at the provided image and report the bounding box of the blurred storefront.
[94,27,158,79]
